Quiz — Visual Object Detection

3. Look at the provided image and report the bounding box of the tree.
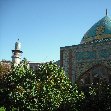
[33,61,85,111]
[0,61,11,78]
[79,82,111,111]
[0,60,84,111]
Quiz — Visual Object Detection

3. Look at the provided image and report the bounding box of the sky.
[0,0,111,62]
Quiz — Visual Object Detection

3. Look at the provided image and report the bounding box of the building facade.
[60,13,111,85]
[28,62,42,70]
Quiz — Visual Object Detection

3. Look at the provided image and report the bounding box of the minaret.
[12,39,23,65]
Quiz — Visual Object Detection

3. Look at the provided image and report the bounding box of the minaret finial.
[106,9,108,16]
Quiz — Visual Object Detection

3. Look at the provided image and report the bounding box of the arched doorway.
[78,64,111,86]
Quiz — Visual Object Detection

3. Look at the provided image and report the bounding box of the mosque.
[60,10,111,85]
[2,10,111,85]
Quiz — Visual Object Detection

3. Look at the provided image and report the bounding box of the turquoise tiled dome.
[81,15,111,44]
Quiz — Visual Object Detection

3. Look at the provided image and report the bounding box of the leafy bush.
[0,107,5,111]
[79,82,111,111]
[0,61,11,78]
[1,59,111,111]
[0,59,84,111]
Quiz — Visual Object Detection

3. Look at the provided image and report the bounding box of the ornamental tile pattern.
[81,16,111,44]
[60,15,111,83]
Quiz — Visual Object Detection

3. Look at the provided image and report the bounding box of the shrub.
[79,82,111,111]
[0,59,84,111]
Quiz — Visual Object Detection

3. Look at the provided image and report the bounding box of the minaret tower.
[12,39,23,65]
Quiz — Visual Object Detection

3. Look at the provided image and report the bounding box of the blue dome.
[81,15,111,44]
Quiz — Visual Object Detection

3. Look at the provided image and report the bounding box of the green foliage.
[79,82,111,111]
[34,62,84,111]
[0,62,11,78]
[1,59,111,111]
[35,62,72,110]
[57,84,85,111]
[0,59,84,111]
[0,107,5,111]
[0,59,37,110]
